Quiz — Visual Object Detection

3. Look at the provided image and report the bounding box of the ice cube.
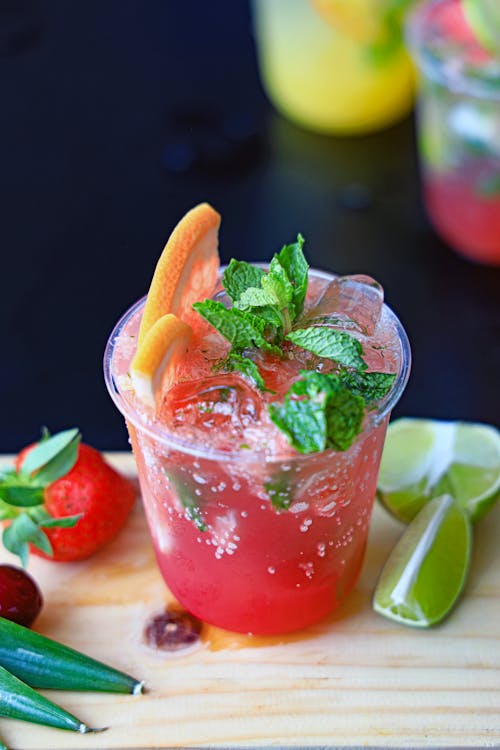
[160,375,264,452]
[307,275,384,337]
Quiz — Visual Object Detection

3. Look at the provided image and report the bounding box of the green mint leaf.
[193,300,281,355]
[339,369,396,404]
[262,256,296,316]
[235,286,277,310]
[324,383,365,451]
[264,471,294,511]
[164,469,206,532]
[222,260,266,302]
[252,305,285,333]
[268,399,327,454]
[286,327,366,370]
[277,234,308,318]
[20,428,80,479]
[224,353,272,392]
[268,371,365,454]
[3,514,53,566]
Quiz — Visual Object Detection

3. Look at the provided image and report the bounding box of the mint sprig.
[193,235,397,460]
[286,327,367,370]
[338,369,396,405]
[193,299,282,356]
[268,371,365,454]
[194,235,309,390]
[223,353,273,393]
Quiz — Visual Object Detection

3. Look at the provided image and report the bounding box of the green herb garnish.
[268,371,365,454]
[224,353,273,393]
[194,235,309,390]
[338,369,396,405]
[286,327,367,370]
[264,470,295,511]
[192,235,397,463]
[164,468,207,532]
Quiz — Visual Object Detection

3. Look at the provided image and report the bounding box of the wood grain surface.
[0,453,499,750]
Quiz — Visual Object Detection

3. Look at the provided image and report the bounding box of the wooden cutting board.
[0,453,499,750]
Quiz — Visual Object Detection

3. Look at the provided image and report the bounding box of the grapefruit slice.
[131,314,193,408]
[138,203,221,344]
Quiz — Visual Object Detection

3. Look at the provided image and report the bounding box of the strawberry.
[0,429,136,564]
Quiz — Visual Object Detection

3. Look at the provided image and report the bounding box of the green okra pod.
[0,664,103,733]
[0,617,144,694]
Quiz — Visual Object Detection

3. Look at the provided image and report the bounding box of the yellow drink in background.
[252,0,415,135]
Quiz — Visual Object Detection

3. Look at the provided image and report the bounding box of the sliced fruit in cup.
[377,418,500,523]
[131,314,193,408]
[138,202,221,343]
[373,494,472,627]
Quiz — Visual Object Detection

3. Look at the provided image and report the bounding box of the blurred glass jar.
[252,0,415,135]
[406,0,500,265]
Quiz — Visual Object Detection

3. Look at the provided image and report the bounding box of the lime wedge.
[377,418,500,523]
[462,0,500,54]
[373,494,472,627]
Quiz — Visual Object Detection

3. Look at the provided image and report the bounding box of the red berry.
[0,564,43,627]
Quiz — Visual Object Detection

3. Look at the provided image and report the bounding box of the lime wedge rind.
[373,494,472,628]
[377,418,500,524]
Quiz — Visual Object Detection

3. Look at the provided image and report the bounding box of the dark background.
[1,0,499,454]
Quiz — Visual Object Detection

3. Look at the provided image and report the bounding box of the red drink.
[424,162,500,265]
[407,0,500,266]
[105,266,410,635]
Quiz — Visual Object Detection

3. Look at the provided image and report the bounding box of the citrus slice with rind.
[373,494,472,628]
[131,314,192,408]
[377,418,500,524]
[462,0,500,54]
[138,203,221,344]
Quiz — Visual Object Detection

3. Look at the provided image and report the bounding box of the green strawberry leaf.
[34,432,81,486]
[20,428,80,480]
[277,234,308,318]
[222,260,266,302]
[3,514,53,567]
[28,505,82,529]
[286,327,367,370]
[0,471,44,507]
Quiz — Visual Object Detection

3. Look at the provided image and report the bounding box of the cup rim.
[103,267,411,464]
[405,0,500,101]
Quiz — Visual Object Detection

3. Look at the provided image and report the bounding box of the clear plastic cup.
[104,269,411,635]
[252,0,415,135]
[406,0,500,265]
